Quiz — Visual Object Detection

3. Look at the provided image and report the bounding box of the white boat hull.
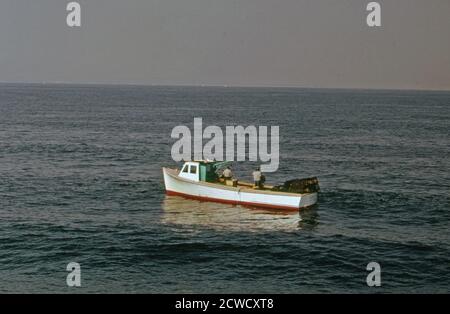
[163,168,317,211]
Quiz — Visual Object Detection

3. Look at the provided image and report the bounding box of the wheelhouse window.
[190,165,197,174]
[182,165,189,173]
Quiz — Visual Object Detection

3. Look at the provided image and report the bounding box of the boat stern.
[299,192,318,208]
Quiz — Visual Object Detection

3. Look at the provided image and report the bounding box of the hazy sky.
[1,0,449,90]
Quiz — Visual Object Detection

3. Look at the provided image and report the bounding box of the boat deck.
[218,178,274,190]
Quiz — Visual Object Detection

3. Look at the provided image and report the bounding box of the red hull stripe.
[166,190,300,211]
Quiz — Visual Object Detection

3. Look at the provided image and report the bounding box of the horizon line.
[0,80,449,93]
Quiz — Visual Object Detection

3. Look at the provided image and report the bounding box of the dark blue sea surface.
[0,83,449,293]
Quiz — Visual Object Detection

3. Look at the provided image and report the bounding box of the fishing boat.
[162,161,319,211]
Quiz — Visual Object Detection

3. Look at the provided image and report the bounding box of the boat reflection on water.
[161,195,319,232]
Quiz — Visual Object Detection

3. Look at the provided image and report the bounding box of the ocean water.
[0,83,449,293]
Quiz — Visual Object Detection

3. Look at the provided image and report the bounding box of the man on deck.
[253,167,263,188]
[222,166,233,180]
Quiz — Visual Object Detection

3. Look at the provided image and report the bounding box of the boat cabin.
[178,161,230,183]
